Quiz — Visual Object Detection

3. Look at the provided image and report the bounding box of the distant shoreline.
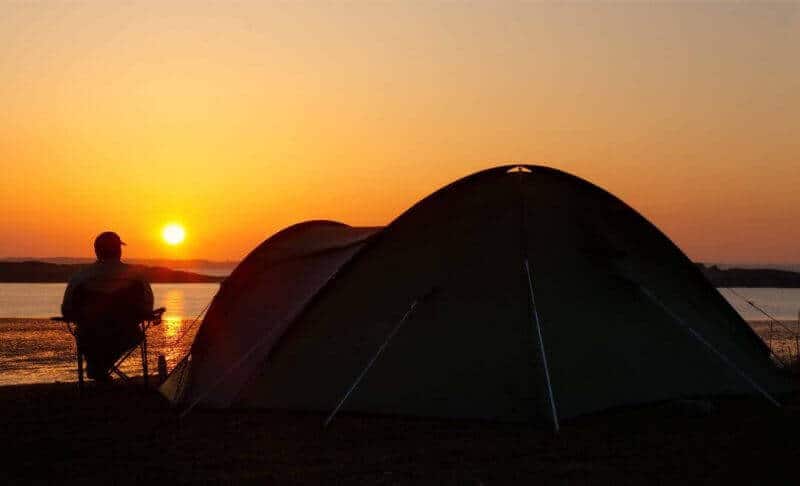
[697,264,800,288]
[0,261,225,283]
[2,260,800,287]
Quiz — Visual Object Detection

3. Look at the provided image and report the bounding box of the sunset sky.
[1,1,798,263]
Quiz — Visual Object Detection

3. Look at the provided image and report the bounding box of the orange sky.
[1,2,798,263]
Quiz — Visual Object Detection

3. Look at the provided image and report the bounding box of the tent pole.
[324,299,420,428]
[524,259,560,433]
[638,285,780,407]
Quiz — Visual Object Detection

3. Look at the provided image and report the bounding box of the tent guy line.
[637,285,781,407]
[524,258,560,433]
[324,298,421,428]
[726,287,800,354]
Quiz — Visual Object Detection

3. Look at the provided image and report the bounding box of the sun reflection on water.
[159,289,184,339]
[163,315,183,338]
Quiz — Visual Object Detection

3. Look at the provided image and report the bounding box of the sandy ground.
[2,382,800,484]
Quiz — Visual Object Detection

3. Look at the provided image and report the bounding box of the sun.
[162,223,186,246]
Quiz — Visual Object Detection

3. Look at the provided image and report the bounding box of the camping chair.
[52,282,165,391]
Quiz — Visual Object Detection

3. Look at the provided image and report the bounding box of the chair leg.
[77,349,84,393]
[111,366,129,381]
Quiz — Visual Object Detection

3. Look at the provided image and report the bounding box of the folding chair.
[53,282,165,391]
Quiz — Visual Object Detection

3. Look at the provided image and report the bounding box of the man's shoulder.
[67,262,101,285]
[69,261,150,287]
[119,263,153,286]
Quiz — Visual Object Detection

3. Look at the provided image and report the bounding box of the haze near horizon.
[1,2,798,263]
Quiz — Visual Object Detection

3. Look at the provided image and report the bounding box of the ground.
[3,382,800,484]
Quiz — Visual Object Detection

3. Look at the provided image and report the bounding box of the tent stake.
[324,299,419,428]
[524,259,560,433]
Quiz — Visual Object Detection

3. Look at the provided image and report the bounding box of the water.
[0,284,798,386]
[717,288,800,322]
[0,283,219,319]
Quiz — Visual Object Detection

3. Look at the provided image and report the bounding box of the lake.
[0,283,219,319]
[0,284,799,386]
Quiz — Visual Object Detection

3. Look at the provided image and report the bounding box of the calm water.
[0,284,798,385]
[0,283,219,319]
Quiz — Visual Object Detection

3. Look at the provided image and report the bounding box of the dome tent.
[161,165,791,426]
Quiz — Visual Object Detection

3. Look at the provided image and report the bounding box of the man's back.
[62,260,154,322]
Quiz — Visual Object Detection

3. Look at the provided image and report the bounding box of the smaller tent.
[160,221,381,406]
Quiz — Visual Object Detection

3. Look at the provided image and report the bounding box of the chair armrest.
[149,307,166,325]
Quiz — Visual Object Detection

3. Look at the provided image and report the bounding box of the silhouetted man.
[61,232,154,380]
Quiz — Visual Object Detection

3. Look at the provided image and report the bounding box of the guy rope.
[725,288,800,363]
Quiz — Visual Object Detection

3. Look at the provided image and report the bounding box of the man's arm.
[61,279,78,320]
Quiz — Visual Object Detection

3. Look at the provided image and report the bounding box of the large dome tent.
[161,165,791,427]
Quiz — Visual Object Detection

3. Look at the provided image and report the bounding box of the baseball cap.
[94,231,126,257]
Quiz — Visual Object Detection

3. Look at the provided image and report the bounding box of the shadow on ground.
[3,382,799,484]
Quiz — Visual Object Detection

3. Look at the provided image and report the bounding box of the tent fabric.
[161,166,792,422]
[160,220,380,406]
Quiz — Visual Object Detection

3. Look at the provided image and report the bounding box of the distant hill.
[1,257,237,277]
[698,264,800,288]
[0,261,225,283]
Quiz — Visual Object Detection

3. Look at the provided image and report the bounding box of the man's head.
[94,231,126,261]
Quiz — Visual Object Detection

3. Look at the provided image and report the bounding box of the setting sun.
[162,224,186,246]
